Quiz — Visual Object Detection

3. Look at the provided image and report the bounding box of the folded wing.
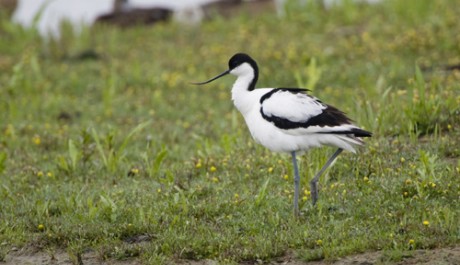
[260,88,372,137]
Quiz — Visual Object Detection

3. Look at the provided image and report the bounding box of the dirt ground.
[3,245,459,265]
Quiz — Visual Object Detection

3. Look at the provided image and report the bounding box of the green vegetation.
[0,0,459,264]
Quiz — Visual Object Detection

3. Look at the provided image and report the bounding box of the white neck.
[231,72,256,115]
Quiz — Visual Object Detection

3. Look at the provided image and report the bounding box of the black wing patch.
[305,104,352,127]
[261,104,352,130]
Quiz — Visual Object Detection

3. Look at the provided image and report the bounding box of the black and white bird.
[193,53,372,215]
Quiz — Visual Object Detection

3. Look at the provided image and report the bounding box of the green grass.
[0,0,459,263]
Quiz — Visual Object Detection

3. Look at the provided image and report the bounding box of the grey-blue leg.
[291,151,300,216]
[310,148,344,205]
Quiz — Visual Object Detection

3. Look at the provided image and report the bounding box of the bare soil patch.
[3,246,459,265]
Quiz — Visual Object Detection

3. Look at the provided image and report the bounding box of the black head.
[228,53,258,72]
[191,53,259,91]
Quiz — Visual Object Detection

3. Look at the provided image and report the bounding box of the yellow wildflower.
[32,135,41,145]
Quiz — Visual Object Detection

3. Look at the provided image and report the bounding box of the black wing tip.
[318,128,372,137]
[351,128,372,137]
[277,87,311,92]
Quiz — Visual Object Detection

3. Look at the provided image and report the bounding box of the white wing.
[261,89,325,122]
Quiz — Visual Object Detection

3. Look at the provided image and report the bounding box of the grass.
[0,0,459,263]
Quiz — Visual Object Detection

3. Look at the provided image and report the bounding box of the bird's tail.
[334,128,372,152]
[318,126,372,152]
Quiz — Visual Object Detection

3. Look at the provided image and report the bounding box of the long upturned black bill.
[190,70,230,85]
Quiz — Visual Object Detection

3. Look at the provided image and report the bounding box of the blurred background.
[5,0,386,38]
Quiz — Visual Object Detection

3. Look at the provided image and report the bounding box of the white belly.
[242,109,314,152]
